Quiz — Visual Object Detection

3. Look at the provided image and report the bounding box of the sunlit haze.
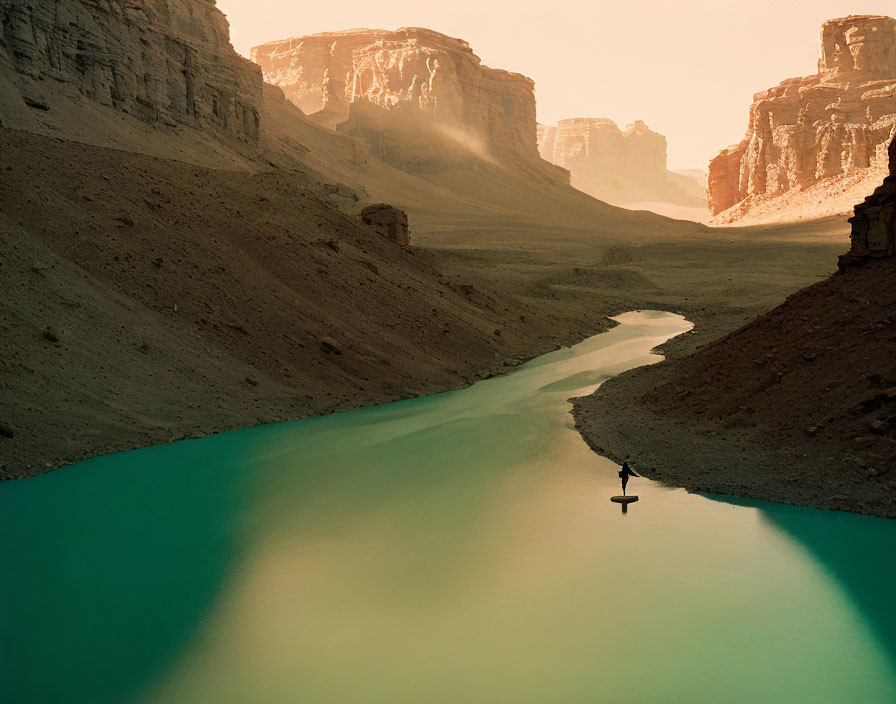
[218,0,895,169]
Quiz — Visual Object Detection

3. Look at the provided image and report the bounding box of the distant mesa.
[251,28,560,175]
[537,118,708,216]
[710,15,896,225]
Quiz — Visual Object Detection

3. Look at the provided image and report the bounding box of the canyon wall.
[538,118,707,209]
[843,131,896,265]
[0,0,263,142]
[709,15,896,224]
[251,28,542,167]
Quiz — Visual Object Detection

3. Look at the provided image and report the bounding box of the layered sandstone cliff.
[538,118,707,211]
[251,28,544,169]
[0,0,263,142]
[710,15,896,224]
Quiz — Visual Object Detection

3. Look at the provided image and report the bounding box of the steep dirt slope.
[575,258,896,517]
[0,128,598,478]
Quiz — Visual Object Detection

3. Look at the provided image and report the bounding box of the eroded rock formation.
[842,134,896,266]
[537,118,706,208]
[251,28,541,166]
[0,0,262,141]
[361,204,410,245]
[709,15,896,222]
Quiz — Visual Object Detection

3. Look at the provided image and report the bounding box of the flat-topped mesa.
[251,28,539,165]
[0,0,262,142]
[538,118,705,207]
[708,15,896,223]
[622,120,668,182]
[539,118,627,177]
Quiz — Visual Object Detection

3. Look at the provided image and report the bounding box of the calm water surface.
[3,311,896,703]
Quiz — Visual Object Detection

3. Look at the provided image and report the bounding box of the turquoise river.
[3,311,896,703]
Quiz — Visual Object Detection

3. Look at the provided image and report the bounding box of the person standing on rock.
[619,462,639,496]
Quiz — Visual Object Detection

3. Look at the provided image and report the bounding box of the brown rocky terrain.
[710,15,896,225]
[538,119,707,214]
[0,2,625,479]
[0,127,600,479]
[574,139,896,518]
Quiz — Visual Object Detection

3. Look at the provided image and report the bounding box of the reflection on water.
[0,434,248,704]
[2,311,896,703]
[704,495,896,672]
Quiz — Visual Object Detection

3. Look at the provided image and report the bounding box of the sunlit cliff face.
[708,14,896,224]
[820,16,896,77]
[252,28,541,169]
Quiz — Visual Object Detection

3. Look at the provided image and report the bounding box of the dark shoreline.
[572,324,896,521]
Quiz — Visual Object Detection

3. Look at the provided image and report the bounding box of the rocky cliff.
[709,15,896,224]
[251,28,544,169]
[0,0,263,142]
[538,118,707,211]
[842,131,896,265]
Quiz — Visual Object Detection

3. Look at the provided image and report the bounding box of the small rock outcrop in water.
[709,15,896,224]
[360,204,410,246]
[842,134,896,266]
[0,0,262,142]
[251,28,556,172]
[537,118,707,208]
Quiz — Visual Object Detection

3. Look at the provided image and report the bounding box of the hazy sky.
[218,1,895,169]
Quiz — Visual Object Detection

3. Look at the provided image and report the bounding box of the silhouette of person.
[619,462,639,496]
